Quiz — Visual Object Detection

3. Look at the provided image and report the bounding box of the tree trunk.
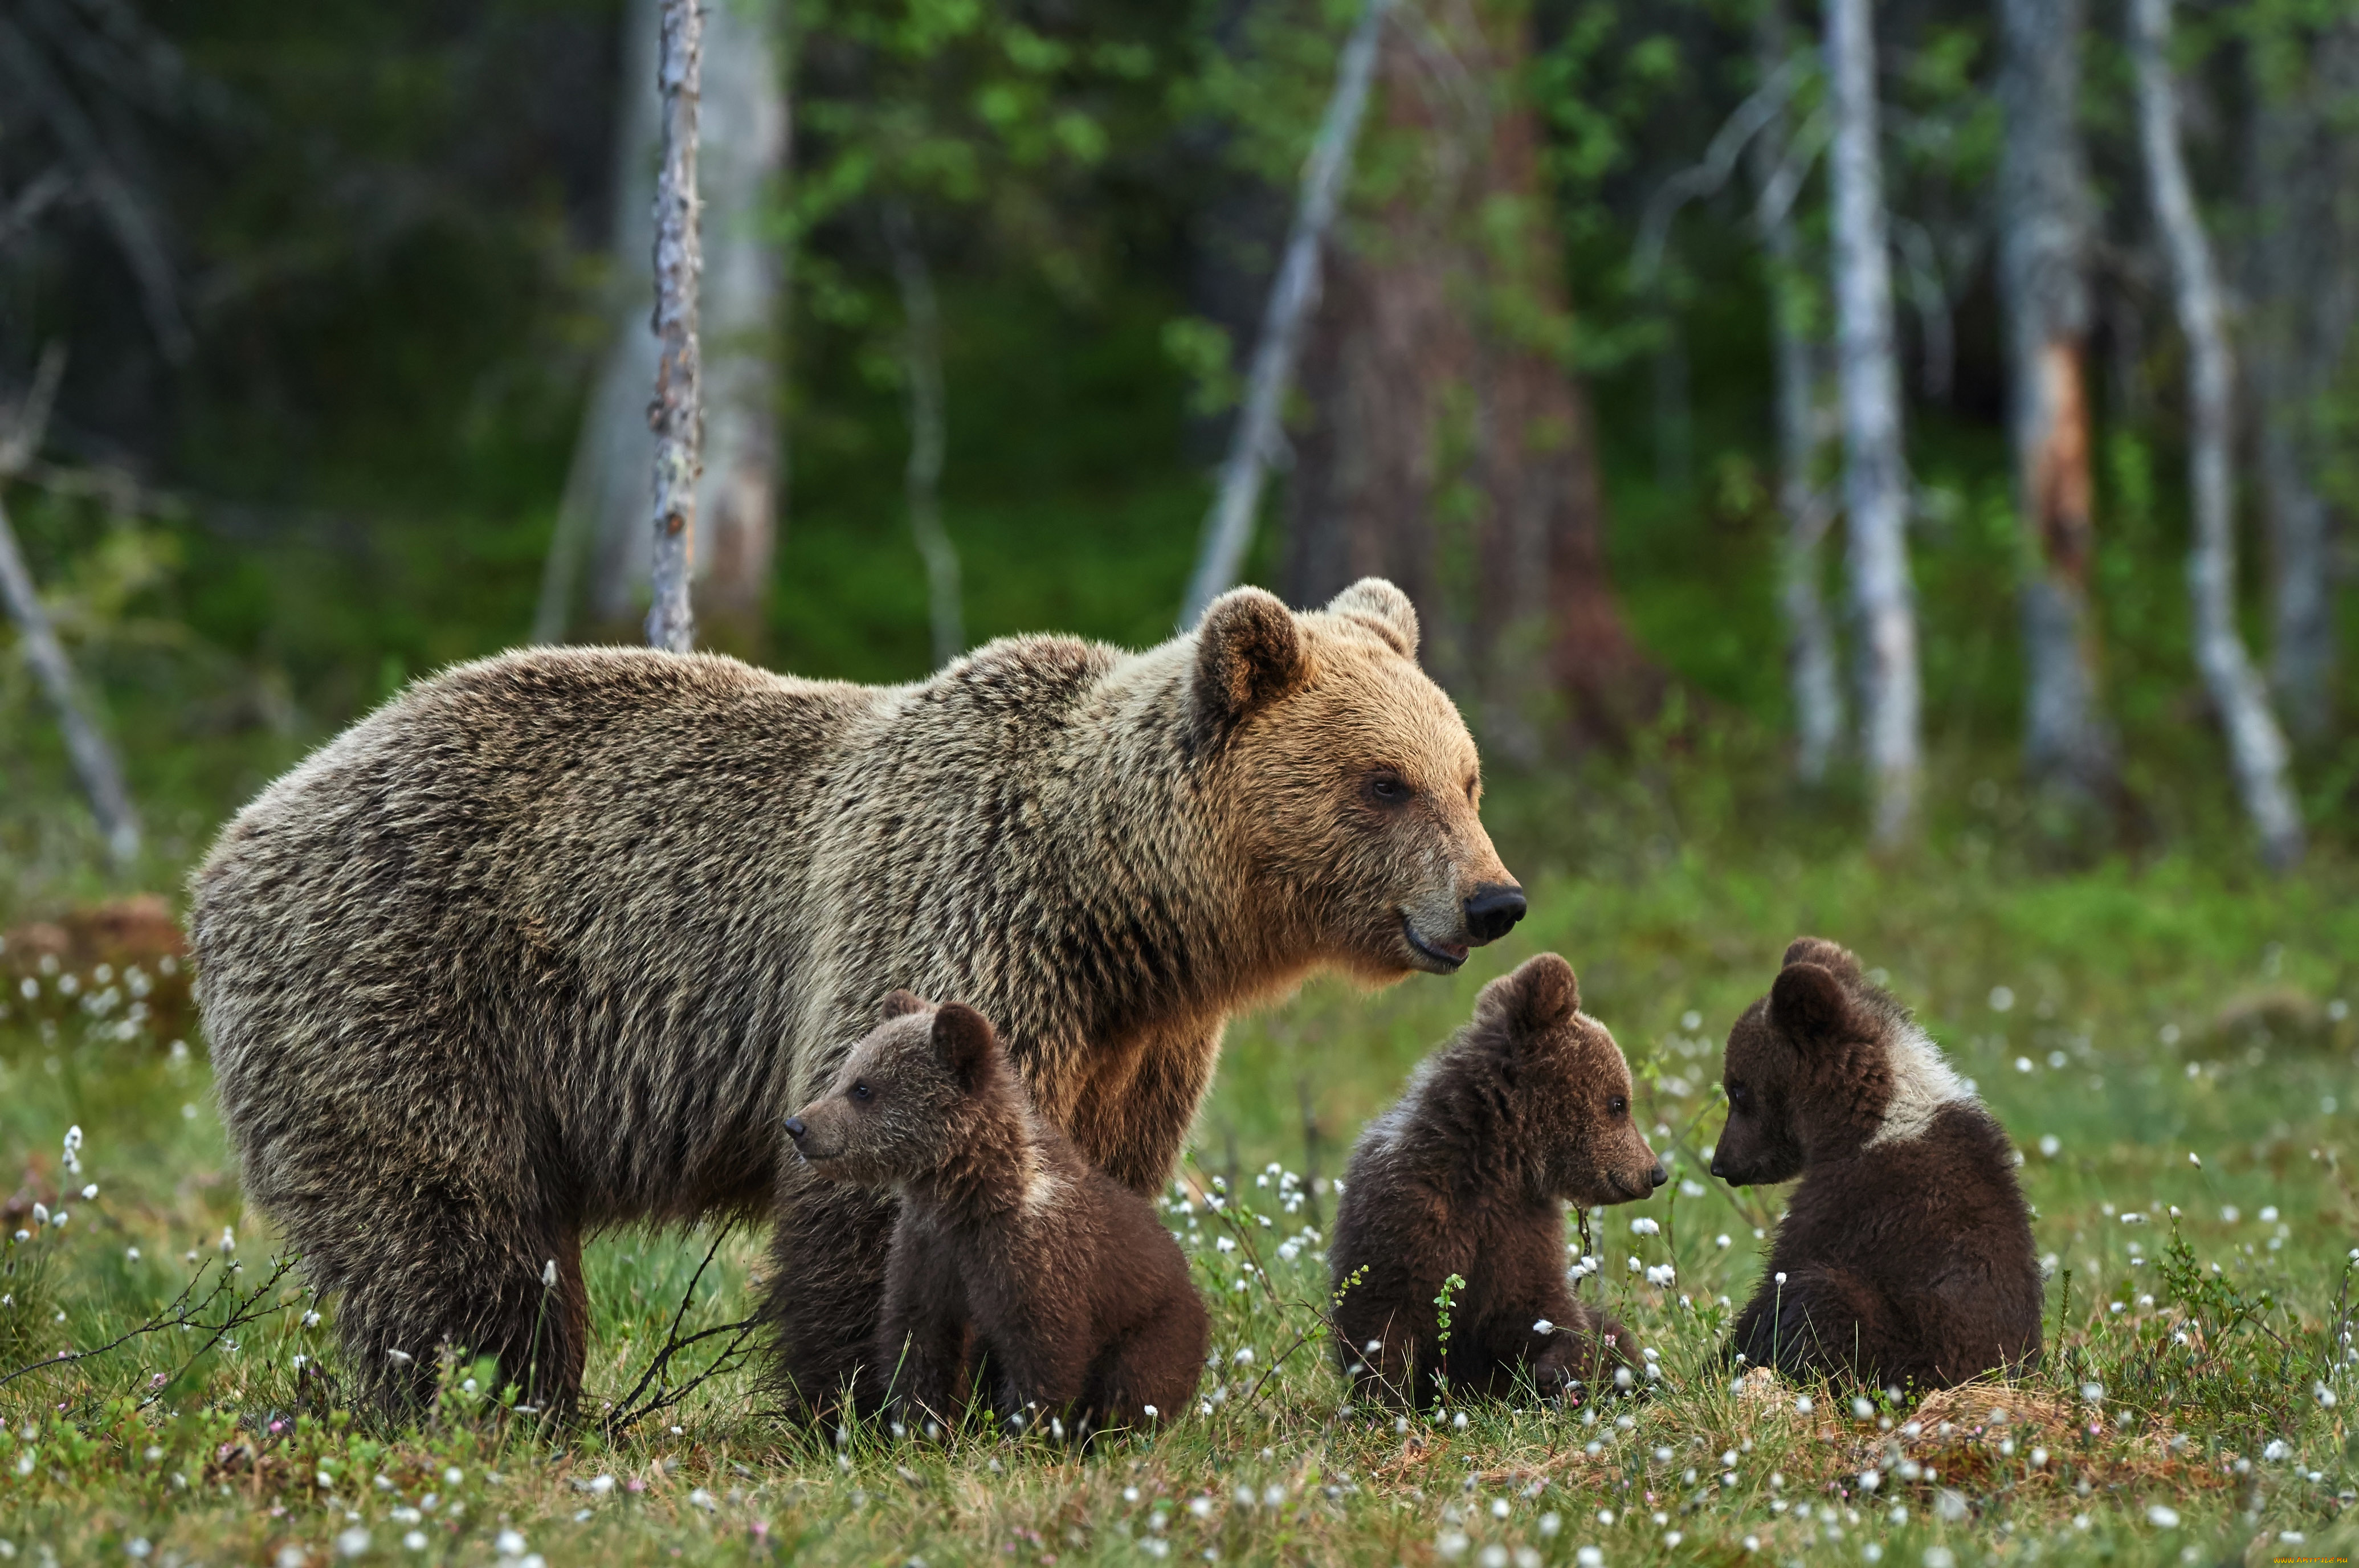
[1283,0,1651,753]
[1179,0,1390,631]
[537,0,784,651]
[1824,0,1920,846]
[1753,0,1843,784]
[2131,0,2304,868]
[643,0,703,654]
[883,202,963,668]
[1998,0,2116,806]
[0,493,140,866]
[2243,21,2359,742]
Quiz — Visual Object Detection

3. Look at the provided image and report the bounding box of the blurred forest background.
[3,0,2357,910]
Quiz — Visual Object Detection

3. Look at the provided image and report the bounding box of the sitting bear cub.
[786,992,1207,1435]
[1712,938,2042,1389]
[1330,953,1665,1408]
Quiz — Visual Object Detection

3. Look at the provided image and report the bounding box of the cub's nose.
[1648,1163,1668,1189]
[1463,883,1527,944]
[783,1117,807,1141]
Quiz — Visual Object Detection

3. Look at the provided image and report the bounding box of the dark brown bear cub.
[1330,953,1666,1410]
[1713,938,2042,1389]
[786,993,1207,1435]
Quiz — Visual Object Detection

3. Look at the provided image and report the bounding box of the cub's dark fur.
[787,993,1207,1435]
[1330,954,1664,1408]
[1713,938,2043,1389]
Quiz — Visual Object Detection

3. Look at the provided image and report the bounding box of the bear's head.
[1191,578,1523,982]
[1463,953,1665,1206]
[785,991,1005,1187]
[1711,937,1965,1185]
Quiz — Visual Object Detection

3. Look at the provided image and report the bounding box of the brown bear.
[1329,953,1664,1410]
[1712,938,2043,1389]
[786,992,1206,1437]
[189,579,1524,1413]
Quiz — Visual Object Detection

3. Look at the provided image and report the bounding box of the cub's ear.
[879,989,929,1022]
[930,1002,999,1089]
[1325,578,1419,660]
[1194,587,1308,734]
[1475,952,1581,1041]
[1769,962,1854,1043]
[1780,937,1863,982]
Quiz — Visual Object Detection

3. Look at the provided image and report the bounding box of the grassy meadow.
[3,820,2355,1567]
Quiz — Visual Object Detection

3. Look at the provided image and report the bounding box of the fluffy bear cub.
[786,992,1207,1436]
[1712,938,2043,1389]
[1330,953,1666,1409]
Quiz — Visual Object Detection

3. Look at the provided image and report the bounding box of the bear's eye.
[1607,1095,1627,1117]
[851,1081,872,1102]
[1727,1083,1749,1109]
[1363,769,1413,806]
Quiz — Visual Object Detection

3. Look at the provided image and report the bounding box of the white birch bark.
[2131,0,2304,868]
[1998,0,2115,800]
[644,0,703,654]
[883,202,962,668]
[1180,0,1391,630]
[1824,0,1920,845]
[537,0,783,645]
[1753,0,1842,782]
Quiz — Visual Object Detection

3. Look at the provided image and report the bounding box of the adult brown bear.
[190,580,1525,1413]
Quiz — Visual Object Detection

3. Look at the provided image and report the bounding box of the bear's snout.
[1647,1162,1667,1189]
[783,1116,807,1141]
[1462,883,1527,945]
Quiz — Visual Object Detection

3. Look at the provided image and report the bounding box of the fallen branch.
[600,1228,759,1435]
[0,1252,299,1400]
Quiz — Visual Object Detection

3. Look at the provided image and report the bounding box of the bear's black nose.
[1463,883,1527,944]
[1649,1163,1668,1189]
[783,1117,807,1141]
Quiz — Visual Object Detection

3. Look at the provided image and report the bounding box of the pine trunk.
[1825,0,1920,846]
[2131,0,2304,868]
[1998,0,2115,806]
[1284,0,1651,753]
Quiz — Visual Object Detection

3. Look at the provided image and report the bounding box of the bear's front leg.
[762,1162,899,1419]
[874,1226,973,1429]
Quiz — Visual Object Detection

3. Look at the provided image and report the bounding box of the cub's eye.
[1607,1095,1627,1117]
[1727,1083,1749,1109]
[851,1081,872,1102]
[1364,770,1412,806]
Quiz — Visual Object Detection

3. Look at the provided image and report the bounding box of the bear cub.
[1330,953,1666,1409]
[1712,938,2042,1389]
[786,993,1207,1435]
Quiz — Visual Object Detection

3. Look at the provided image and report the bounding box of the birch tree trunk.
[644,0,703,654]
[1998,0,2116,806]
[2131,0,2304,868]
[1753,0,1843,784]
[537,0,783,650]
[883,202,962,668]
[2244,22,2359,742]
[0,349,138,866]
[1824,0,1920,846]
[0,495,140,866]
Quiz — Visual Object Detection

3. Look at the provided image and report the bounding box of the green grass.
[3,838,2355,1566]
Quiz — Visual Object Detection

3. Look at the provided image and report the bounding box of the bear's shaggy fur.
[1330,954,1664,1409]
[1712,938,2043,1389]
[190,579,1521,1412]
[787,993,1206,1436]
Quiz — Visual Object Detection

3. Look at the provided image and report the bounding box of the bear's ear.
[930,1002,998,1090]
[1194,587,1308,734]
[1780,937,1863,982]
[1325,578,1419,660]
[879,989,929,1022]
[1770,962,1855,1045]
[1475,952,1581,1042]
